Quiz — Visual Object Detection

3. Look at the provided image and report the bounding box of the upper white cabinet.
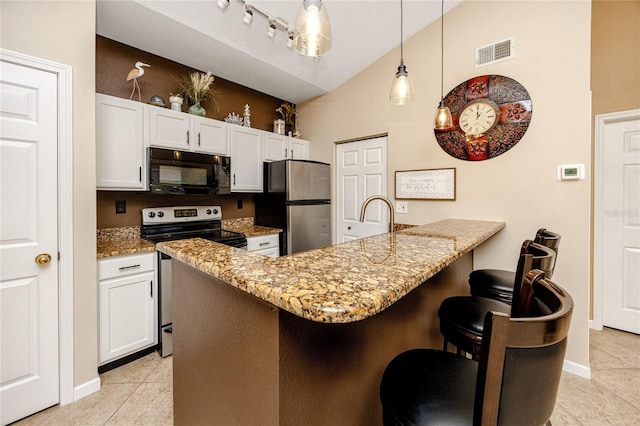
[264,134,310,161]
[230,125,263,192]
[147,105,229,155]
[96,94,146,190]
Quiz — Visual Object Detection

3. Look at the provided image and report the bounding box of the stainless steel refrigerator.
[255,159,331,256]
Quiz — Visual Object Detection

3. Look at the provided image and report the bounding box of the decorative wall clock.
[434,75,532,161]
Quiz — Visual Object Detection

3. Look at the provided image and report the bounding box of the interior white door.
[336,137,387,243]
[0,60,59,425]
[602,116,640,334]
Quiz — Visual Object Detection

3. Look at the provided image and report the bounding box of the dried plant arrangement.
[276,102,297,127]
[176,71,221,112]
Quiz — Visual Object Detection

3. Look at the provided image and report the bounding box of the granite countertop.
[157,219,505,323]
[222,217,282,237]
[97,227,156,259]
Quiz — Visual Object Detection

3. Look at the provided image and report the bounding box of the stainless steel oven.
[142,205,247,357]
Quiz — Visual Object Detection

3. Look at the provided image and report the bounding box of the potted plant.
[177,71,220,116]
[276,102,297,135]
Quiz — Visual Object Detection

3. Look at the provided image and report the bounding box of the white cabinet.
[147,105,229,155]
[264,134,310,161]
[98,252,157,365]
[247,234,280,258]
[96,94,146,190]
[229,125,264,192]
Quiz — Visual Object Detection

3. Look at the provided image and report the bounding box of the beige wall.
[1,1,98,387]
[300,1,592,368]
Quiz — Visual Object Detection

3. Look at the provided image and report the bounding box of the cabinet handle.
[186,130,190,145]
[139,166,142,182]
[290,149,294,158]
[259,242,270,246]
[284,148,288,158]
[233,174,236,185]
[118,264,141,271]
[150,280,153,297]
[198,133,201,146]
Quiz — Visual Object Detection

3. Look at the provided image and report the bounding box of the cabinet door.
[193,117,229,155]
[99,271,156,364]
[96,94,146,190]
[230,126,263,192]
[289,137,310,160]
[264,133,288,161]
[148,106,192,150]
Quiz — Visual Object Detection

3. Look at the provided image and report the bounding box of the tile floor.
[14,328,640,425]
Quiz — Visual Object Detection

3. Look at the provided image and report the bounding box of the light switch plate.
[396,201,408,214]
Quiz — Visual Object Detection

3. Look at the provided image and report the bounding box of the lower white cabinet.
[98,252,157,364]
[247,234,280,258]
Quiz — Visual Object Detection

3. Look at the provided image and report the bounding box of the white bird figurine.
[127,61,150,102]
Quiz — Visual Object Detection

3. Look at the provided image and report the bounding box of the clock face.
[434,75,533,161]
[458,100,500,135]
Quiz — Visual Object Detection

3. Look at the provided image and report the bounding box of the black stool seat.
[468,269,515,304]
[438,296,510,356]
[380,349,477,426]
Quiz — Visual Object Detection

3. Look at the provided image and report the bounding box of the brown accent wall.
[97,191,255,229]
[96,35,288,228]
[591,1,640,115]
[97,36,287,130]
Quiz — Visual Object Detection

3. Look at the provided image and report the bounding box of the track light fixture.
[243,4,253,25]
[287,30,295,48]
[267,18,277,38]
[217,0,229,11]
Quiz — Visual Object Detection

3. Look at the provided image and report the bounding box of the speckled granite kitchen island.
[158,219,505,426]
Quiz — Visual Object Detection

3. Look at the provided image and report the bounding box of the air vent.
[475,37,515,68]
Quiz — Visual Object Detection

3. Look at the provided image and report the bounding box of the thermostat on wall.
[557,164,585,181]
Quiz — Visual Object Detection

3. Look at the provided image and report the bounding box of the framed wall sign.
[395,168,456,200]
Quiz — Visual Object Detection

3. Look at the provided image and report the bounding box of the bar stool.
[380,270,573,426]
[437,241,556,359]
[469,228,561,304]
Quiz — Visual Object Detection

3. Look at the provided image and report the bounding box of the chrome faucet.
[359,195,395,233]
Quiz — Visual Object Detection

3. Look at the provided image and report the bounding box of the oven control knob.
[212,208,219,214]
[157,211,164,218]
[206,209,212,215]
[148,212,156,218]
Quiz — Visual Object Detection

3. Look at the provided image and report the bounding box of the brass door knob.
[35,253,52,266]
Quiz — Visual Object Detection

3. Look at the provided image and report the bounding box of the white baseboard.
[73,377,101,403]
[563,359,591,379]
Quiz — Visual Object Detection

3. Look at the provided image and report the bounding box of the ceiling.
[97,0,462,104]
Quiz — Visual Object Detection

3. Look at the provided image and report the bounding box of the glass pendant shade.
[389,62,415,105]
[434,100,453,130]
[293,0,332,57]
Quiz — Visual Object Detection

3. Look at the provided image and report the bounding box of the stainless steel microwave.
[148,148,230,195]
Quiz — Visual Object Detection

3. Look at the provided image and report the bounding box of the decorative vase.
[273,119,285,135]
[188,102,206,117]
[169,96,183,112]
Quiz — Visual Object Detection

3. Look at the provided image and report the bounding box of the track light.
[287,30,295,48]
[243,4,253,25]
[217,0,229,11]
[267,18,277,38]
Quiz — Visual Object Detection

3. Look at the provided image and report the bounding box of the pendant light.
[389,0,415,105]
[293,0,332,57]
[434,0,452,129]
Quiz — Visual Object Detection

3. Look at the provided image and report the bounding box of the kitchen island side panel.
[278,252,472,426]
[172,262,280,426]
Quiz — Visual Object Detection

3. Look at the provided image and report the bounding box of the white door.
[0,61,59,424]
[601,114,640,334]
[336,137,387,243]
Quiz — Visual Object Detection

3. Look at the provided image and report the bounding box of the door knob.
[347,226,352,230]
[35,253,52,266]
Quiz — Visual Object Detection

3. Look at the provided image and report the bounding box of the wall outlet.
[115,200,126,214]
[396,201,408,214]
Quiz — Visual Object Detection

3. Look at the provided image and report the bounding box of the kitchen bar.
[158,218,505,425]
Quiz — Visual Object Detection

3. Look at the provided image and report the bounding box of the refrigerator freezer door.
[287,203,331,254]
[287,160,331,201]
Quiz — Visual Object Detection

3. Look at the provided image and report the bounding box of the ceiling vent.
[475,37,515,68]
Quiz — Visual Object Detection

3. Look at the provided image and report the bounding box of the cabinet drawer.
[98,252,156,280]
[253,246,280,258]
[247,234,279,252]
